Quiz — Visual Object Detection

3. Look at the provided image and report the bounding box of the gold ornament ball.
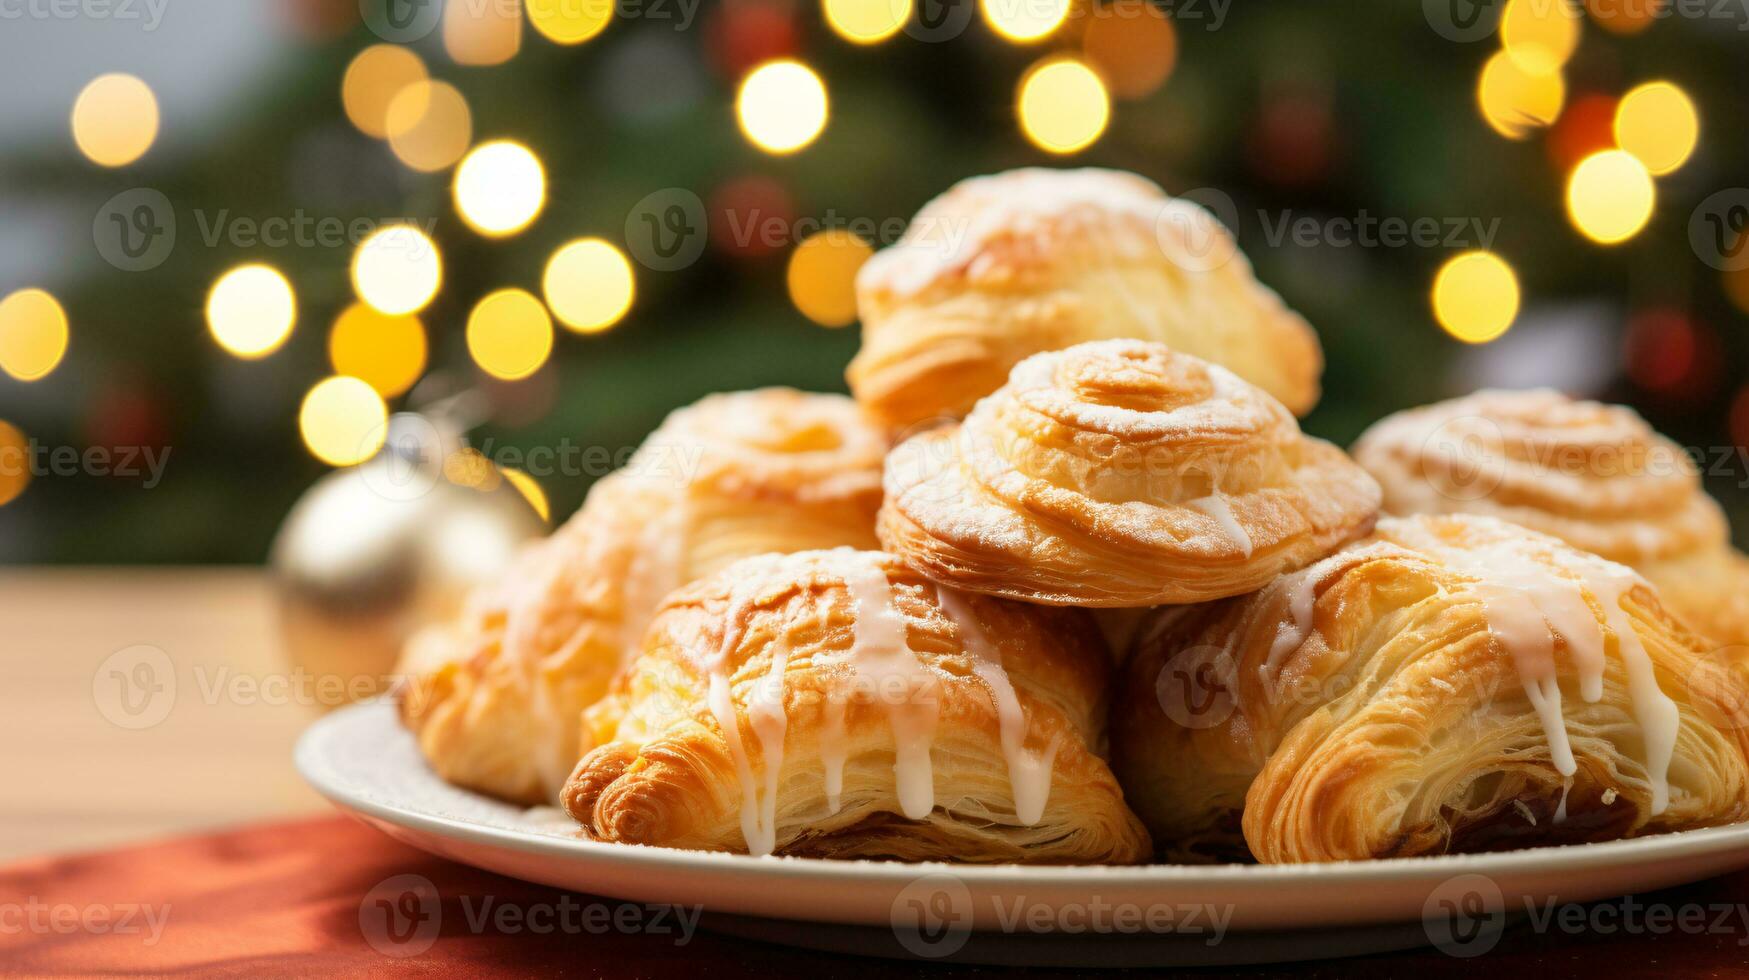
[269,415,544,711]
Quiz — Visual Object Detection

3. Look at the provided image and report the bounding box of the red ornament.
[1623,308,1721,401]
[707,1,799,80]
[1246,89,1335,189]
[708,175,797,259]
[82,378,171,464]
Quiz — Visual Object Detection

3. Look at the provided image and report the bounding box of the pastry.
[877,339,1381,607]
[1354,388,1749,647]
[398,389,888,804]
[1113,513,1749,863]
[564,549,1151,863]
[848,167,1323,430]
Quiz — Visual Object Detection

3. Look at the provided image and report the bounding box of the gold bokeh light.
[386,80,472,173]
[824,0,912,44]
[1017,58,1111,154]
[444,0,521,66]
[736,60,829,155]
[542,238,635,334]
[0,288,69,382]
[1566,149,1655,244]
[1614,80,1698,176]
[352,225,443,316]
[300,375,388,467]
[786,230,873,327]
[1082,3,1177,100]
[206,265,296,360]
[467,288,554,381]
[341,45,428,139]
[1476,51,1564,140]
[71,73,159,167]
[453,140,547,237]
[1433,251,1520,344]
[529,0,613,43]
[981,0,1070,42]
[1500,0,1581,74]
[328,303,427,399]
[501,467,551,522]
[0,419,27,507]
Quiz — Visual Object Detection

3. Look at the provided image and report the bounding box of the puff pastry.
[848,167,1323,429]
[399,389,888,804]
[564,549,1151,863]
[1354,388,1749,647]
[1113,513,1749,864]
[877,340,1381,607]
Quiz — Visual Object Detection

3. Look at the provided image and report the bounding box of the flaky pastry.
[1113,514,1749,863]
[848,167,1323,429]
[1354,388,1749,647]
[877,340,1380,607]
[398,389,887,804]
[564,549,1151,863]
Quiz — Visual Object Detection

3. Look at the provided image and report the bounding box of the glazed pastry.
[565,549,1151,863]
[1354,388,1749,647]
[1113,513,1749,864]
[877,340,1381,607]
[848,167,1323,430]
[399,389,888,805]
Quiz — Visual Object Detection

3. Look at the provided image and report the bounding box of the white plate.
[297,701,1749,966]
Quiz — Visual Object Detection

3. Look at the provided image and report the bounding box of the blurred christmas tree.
[1,0,1746,562]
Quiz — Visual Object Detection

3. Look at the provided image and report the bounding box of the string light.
[328,303,427,398]
[529,0,613,43]
[0,288,69,382]
[386,81,472,172]
[0,420,27,507]
[543,238,635,333]
[71,73,159,167]
[786,230,872,327]
[736,60,829,154]
[444,0,521,66]
[467,288,553,380]
[341,45,427,139]
[1433,251,1520,344]
[206,265,295,360]
[1017,58,1110,154]
[501,467,551,522]
[299,375,388,467]
[1082,3,1177,100]
[352,225,443,315]
[453,141,547,237]
[1566,149,1654,244]
[823,0,912,44]
[981,0,1070,42]
[1476,51,1564,140]
[1500,0,1581,74]
[1613,81,1698,176]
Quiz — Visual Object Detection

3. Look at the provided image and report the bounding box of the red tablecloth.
[4,815,1749,977]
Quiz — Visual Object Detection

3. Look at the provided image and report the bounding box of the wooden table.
[0,569,327,861]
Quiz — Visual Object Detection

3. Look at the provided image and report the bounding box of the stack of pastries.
[397,167,1749,865]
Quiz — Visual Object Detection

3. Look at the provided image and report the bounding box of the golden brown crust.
[1113,514,1749,864]
[848,167,1323,429]
[1354,388,1749,647]
[876,340,1380,607]
[398,389,888,805]
[565,549,1152,864]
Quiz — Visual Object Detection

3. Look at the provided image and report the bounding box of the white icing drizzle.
[1188,495,1254,558]
[1393,522,1680,815]
[703,585,787,856]
[935,588,1057,825]
[841,560,941,821]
